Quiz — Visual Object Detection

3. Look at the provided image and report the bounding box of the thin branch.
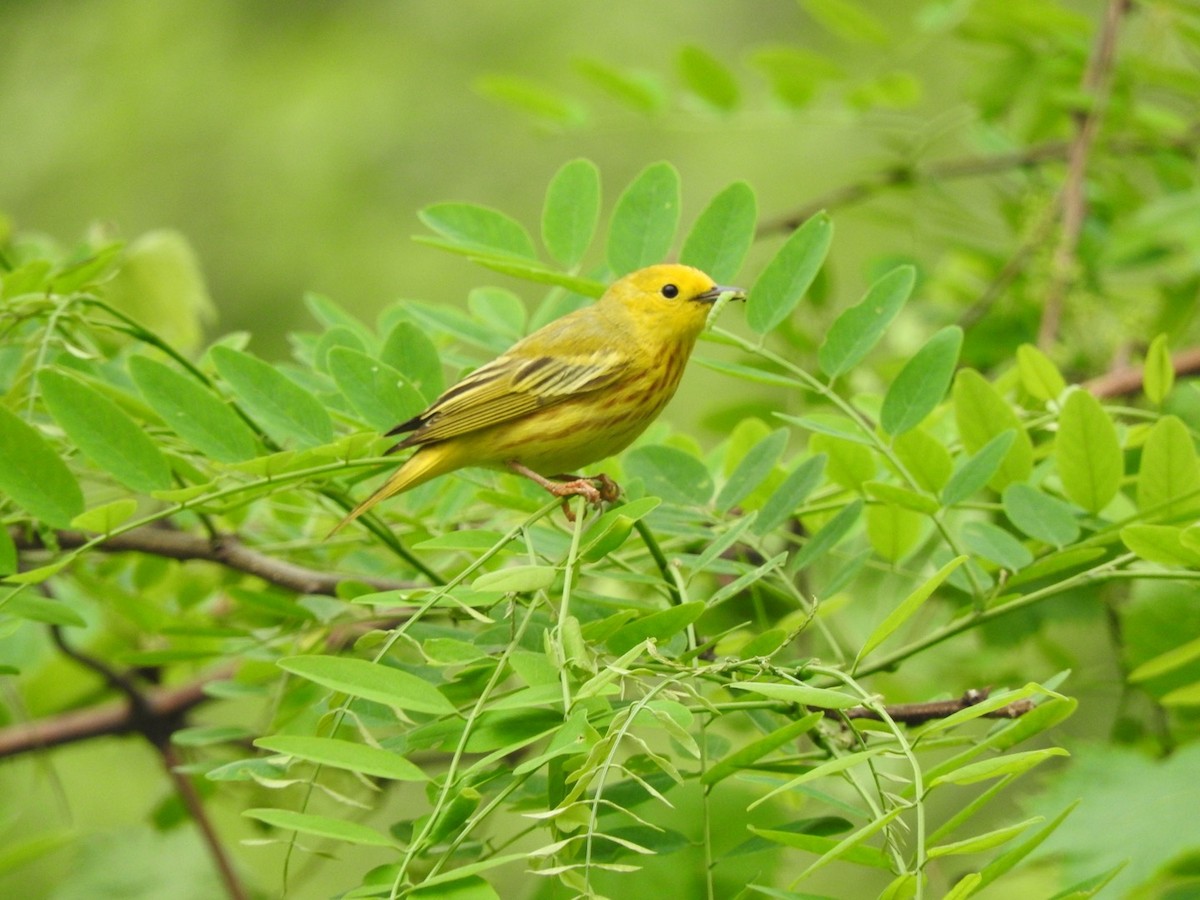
[0,665,230,759]
[842,688,1034,726]
[1086,346,1200,398]
[1038,0,1132,347]
[12,527,416,596]
[757,125,1198,236]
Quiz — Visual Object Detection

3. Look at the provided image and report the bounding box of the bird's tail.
[327,446,452,537]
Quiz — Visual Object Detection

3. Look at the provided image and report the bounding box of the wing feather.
[396,312,638,448]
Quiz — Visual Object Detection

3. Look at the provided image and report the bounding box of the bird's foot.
[506,461,622,521]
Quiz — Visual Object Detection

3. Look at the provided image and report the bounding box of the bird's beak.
[695,284,747,304]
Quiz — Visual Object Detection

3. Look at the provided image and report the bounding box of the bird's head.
[602,264,745,342]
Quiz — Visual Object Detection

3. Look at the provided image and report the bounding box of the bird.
[331,264,745,533]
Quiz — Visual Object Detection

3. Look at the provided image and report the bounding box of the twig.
[757,125,1197,236]
[0,670,226,758]
[1038,0,1132,348]
[1086,346,1200,398]
[30,625,248,900]
[12,527,416,596]
[842,688,1034,726]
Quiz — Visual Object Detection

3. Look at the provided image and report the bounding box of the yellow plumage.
[332,264,744,532]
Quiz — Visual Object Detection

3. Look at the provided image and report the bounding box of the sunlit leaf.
[328,348,427,432]
[39,369,172,493]
[0,406,84,527]
[678,45,740,110]
[952,370,1032,491]
[746,212,832,334]
[1055,390,1122,514]
[542,158,601,268]
[244,808,395,847]
[278,655,456,715]
[1143,333,1174,405]
[211,346,333,448]
[819,266,915,378]
[1002,483,1080,547]
[681,181,757,284]
[606,161,680,275]
[881,325,962,436]
[254,735,426,781]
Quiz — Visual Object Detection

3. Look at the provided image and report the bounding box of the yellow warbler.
[333,264,744,532]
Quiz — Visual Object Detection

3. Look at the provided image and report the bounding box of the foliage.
[4,2,1200,899]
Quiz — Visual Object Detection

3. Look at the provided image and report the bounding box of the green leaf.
[864,481,939,515]
[418,202,536,259]
[942,431,1017,506]
[474,74,586,129]
[606,601,706,655]
[129,356,258,463]
[1144,333,1174,405]
[71,499,138,533]
[1,590,86,626]
[1016,344,1066,403]
[680,181,757,284]
[928,818,1042,859]
[728,681,861,709]
[606,161,681,275]
[952,368,1032,490]
[677,45,740,111]
[752,454,826,535]
[881,326,962,436]
[468,288,526,340]
[211,346,333,448]
[799,0,890,43]
[866,502,923,563]
[1056,390,1122,514]
[974,803,1078,893]
[541,158,601,268]
[0,527,15,577]
[746,826,891,869]
[38,370,171,493]
[380,320,444,401]
[254,735,426,781]
[243,808,395,847]
[1128,635,1200,682]
[0,406,84,527]
[746,212,833,334]
[1120,525,1200,567]
[1136,415,1200,518]
[818,266,915,378]
[471,565,556,594]
[792,500,863,571]
[857,556,965,663]
[470,257,606,298]
[809,431,875,490]
[716,428,788,512]
[963,521,1033,571]
[277,655,456,715]
[624,444,713,506]
[928,748,1069,787]
[701,712,823,786]
[894,428,953,493]
[1002,483,1080,547]
[328,348,427,432]
[573,58,664,114]
[410,874,501,900]
[751,47,843,108]
[1161,681,1200,706]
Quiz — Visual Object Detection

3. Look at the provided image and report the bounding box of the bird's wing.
[390,318,631,445]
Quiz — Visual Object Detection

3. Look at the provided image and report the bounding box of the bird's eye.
[661,284,679,299]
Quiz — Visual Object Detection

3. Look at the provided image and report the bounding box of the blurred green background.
[1,0,993,353]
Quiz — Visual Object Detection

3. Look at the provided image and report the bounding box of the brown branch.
[1038,0,1132,348]
[842,688,1034,726]
[12,526,416,596]
[0,664,230,759]
[1086,346,1200,398]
